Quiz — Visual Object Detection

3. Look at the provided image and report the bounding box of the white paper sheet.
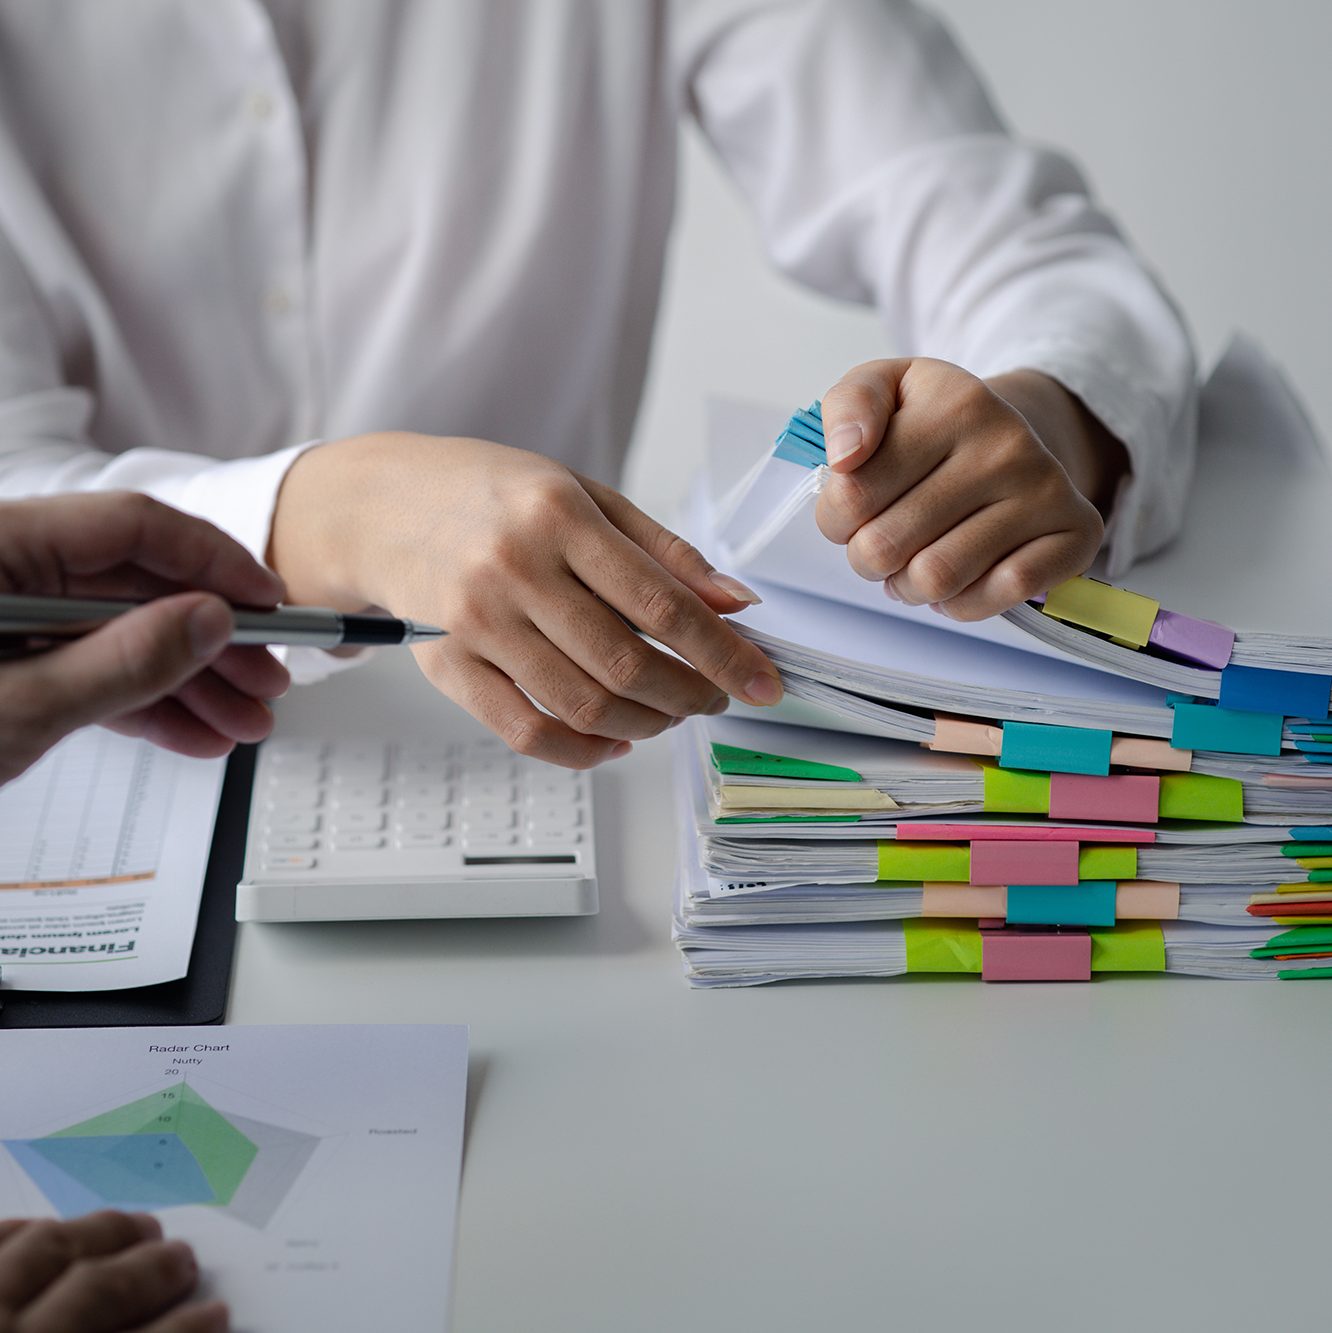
[0,1024,468,1333]
[0,729,223,991]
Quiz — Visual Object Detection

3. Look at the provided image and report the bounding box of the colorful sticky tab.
[1288,827,1332,841]
[1157,772,1244,822]
[929,715,1003,756]
[902,919,982,973]
[920,885,1006,918]
[1146,608,1236,670]
[1089,923,1166,972]
[1000,722,1112,776]
[1006,883,1117,927]
[981,929,1092,982]
[1278,967,1332,979]
[970,840,1079,887]
[1169,702,1283,757]
[1041,577,1160,648]
[1218,664,1331,720]
[1281,842,1332,858]
[1255,927,1332,956]
[1109,736,1192,772]
[980,764,1050,814]
[876,842,969,883]
[905,823,1148,844]
[1115,882,1181,920]
[1048,772,1160,825]
[1078,845,1138,880]
[710,743,861,782]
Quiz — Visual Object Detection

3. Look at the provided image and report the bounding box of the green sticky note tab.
[877,842,970,883]
[1267,927,1332,950]
[1000,722,1112,775]
[1279,967,1332,980]
[1170,702,1283,757]
[1308,869,1332,883]
[902,918,983,973]
[1157,772,1244,822]
[1090,923,1166,972]
[1282,843,1332,858]
[981,764,1051,814]
[1078,845,1138,880]
[711,743,861,782]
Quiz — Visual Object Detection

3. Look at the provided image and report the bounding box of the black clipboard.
[0,744,255,1028]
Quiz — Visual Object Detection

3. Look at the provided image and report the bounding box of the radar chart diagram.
[4,1083,320,1229]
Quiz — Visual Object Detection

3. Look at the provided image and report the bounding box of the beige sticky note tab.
[719,785,897,811]
[1115,881,1180,919]
[1110,736,1192,772]
[921,884,1006,917]
[929,715,1003,756]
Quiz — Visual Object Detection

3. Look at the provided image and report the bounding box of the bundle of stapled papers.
[670,339,1332,985]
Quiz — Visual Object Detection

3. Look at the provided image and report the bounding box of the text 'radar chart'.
[4,1083,320,1229]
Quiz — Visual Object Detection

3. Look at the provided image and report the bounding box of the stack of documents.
[671,340,1332,985]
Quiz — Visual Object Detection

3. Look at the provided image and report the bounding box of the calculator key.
[395,808,452,831]
[268,811,322,833]
[398,758,451,780]
[527,776,582,802]
[395,831,454,850]
[462,830,518,849]
[266,790,322,810]
[330,810,386,833]
[265,764,325,786]
[330,833,386,851]
[461,805,516,831]
[265,833,319,852]
[527,827,583,846]
[262,853,317,871]
[332,785,387,808]
[526,803,582,827]
[268,741,326,760]
[394,782,452,806]
[462,782,515,805]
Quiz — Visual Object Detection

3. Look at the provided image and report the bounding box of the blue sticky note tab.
[1302,754,1332,765]
[1286,722,1332,735]
[1295,741,1332,754]
[1290,828,1332,841]
[784,417,826,451]
[1219,664,1331,720]
[1170,702,1283,756]
[791,408,825,439]
[999,722,1112,776]
[808,400,823,420]
[1007,883,1117,928]
[773,430,825,468]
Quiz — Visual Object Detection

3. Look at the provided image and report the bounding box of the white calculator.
[236,736,598,922]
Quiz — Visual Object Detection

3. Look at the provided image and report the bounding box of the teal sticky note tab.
[1295,741,1332,754]
[1170,702,1283,757]
[784,416,826,449]
[1287,723,1332,735]
[1007,883,1117,928]
[999,722,1112,776]
[1289,828,1332,841]
[1165,693,1198,708]
[773,431,825,468]
[808,400,823,421]
[1219,663,1331,720]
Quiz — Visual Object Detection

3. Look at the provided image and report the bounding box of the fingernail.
[883,578,901,603]
[742,672,783,706]
[708,571,763,606]
[706,696,730,716]
[666,716,686,729]
[610,741,632,759]
[188,599,233,660]
[930,603,953,619]
[825,423,863,467]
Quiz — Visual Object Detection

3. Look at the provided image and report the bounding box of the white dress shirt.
[0,0,1195,586]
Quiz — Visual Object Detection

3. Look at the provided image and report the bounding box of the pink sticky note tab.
[1109,736,1192,772]
[907,822,1150,844]
[1048,773,1161,825]
[969,840,1079,886]
[920,885,1006,917]
[1116,881,1180,919]
[1147,608,1236,670]
[929,716,1003,756]
[982,931,1092,982]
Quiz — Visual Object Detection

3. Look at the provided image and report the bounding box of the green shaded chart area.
[5,1083,319,1228]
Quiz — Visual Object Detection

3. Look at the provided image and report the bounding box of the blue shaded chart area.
[4,1083,319,1229]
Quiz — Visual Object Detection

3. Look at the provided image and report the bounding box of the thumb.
[820,358,911,472]
[27,593,234,739]
[577,475,764,615]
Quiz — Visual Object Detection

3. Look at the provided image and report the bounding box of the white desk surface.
[229,651,1331,1333]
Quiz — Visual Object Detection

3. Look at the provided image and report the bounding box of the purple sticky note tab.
[982,931,1092,982]
[1147,609,1235,671]
[969,840,1079,887]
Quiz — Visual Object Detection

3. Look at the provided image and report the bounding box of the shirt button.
[247,89,276,122]
[265,284,293,317]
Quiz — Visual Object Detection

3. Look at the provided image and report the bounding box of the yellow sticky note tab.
[1116,881,1180,919]
[877,842,970,882]
[1110,736,1193,772]
[1277,881,1322,895]
[1158,773,1244,822]
[1042,577,1160,648]
[718,785,897,811]
[929,715,1003,756]
[1090,922,1166,971]
[1295,856,1332,870]
[903,918,983,972]
[1079,845,1138,880]
[981,764,1051,814]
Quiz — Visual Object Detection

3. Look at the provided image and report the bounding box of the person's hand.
[269,434,783,768]
[0,493,290,785]
[0,1211,227,1333]
[815,358,1128,620]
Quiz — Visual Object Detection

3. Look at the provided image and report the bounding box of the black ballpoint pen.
[0,595,446,650]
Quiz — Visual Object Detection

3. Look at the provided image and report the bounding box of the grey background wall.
[626,0,1332,518]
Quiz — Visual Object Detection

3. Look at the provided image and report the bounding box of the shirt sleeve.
[672,0,1198,577]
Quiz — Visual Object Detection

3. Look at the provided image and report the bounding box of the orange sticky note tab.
[1109,736,1192,772]
[929,715,1003,756]
[1115,881,1180,919]
[921,884,1007,917]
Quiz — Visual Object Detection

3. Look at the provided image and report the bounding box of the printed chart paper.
[0,729,223,990]
[0,1024,469,1332]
